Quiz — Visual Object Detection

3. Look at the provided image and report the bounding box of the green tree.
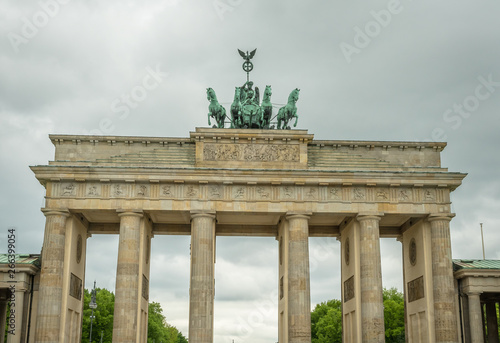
[383,288,405,343]
[148,301,179,343]
[79,287,188,343]
[311,299,342,343]
[81,287,115,343]
[311,288,406,343]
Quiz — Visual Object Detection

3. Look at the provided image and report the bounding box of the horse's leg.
[208,113,211,126]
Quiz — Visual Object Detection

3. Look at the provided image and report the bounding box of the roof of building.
[0,254,41,267]
[453,259,500,271]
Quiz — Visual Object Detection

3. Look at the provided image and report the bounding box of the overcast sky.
[1,1,500,342]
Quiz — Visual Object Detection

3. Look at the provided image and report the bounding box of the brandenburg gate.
[30,127,466,342]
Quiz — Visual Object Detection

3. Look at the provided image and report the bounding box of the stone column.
[113,211,143,343]
[428,214,459,343]
[486,301,499,343]
[35,209,70,343]
[357,214,385,343]
[7,290,25,343]
[189,211,216,343]
[467,292,484,343]
[286,213,311,343]
[0,300,7,343]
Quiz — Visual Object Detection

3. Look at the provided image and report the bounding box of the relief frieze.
[423,188,436,202]
[203,143,299,162]
[86,184,101,197]
[61,183,76,196]
[329,187,341,200]
[353,187,365,200]
[256,186,271,199]
[161,185,174,197]
[185,185,199,198]
[376,188,389,200]
[407,276,424,302]
[305,187,318,200]
[281,186,295,200]
[136,184,149,197]
[233,186,246,199]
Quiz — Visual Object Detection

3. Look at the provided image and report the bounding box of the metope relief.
[203,143,299,162]
[328,187,342,201]
[209,185,222,199]
[256,186,271,199]
[136,184,149,197]
[398,188,411,202]
[161,185,174,197]
[376,188,389,200]
[305,187,318,200]
[423,188,436,202]
[61,183,76,196]
[353,187,365,200]
[281,186,295,200]
[233,186,246,200]
[86,184,101,197]
[112,184,126,197]
[185,185,199,198]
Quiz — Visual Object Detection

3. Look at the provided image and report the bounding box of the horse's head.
[288,88,300,103]
[207,87,215,101]
[264,85,272,97]
[234,87,241,100]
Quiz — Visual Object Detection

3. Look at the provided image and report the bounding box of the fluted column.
[6,290,25,343]
[429,214,459,343]
[0,300,7,343]
[357,214,385,343]
[467,292,484,343]
[286,212,311,343]
[113,210,143,343]
[189,211,216,343]
[35,209,70,343]
[486,301,499,343]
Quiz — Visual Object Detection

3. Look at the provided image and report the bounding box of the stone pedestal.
[429,214,459,343]
[486,301,499,343]
[35,209,70,343]
[467,292,484,343]
[357,214,385,343]
[113,211,143,343]
[189,211,216,343]
[286,213,311,343]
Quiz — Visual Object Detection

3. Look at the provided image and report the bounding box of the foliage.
[148,301,187,343]
[383,288,405,343]
[81,288,115,343]
[310,288,406,343]
[79,288,188,343]
[311,299,342,343]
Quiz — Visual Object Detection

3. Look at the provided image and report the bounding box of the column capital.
[41,208,70,217]
[356,213,384,222]
[428,213,455,222]
[466,290,483,297]
[285,211,312,220]
[190,211,216,221]
[117,210,143,218]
